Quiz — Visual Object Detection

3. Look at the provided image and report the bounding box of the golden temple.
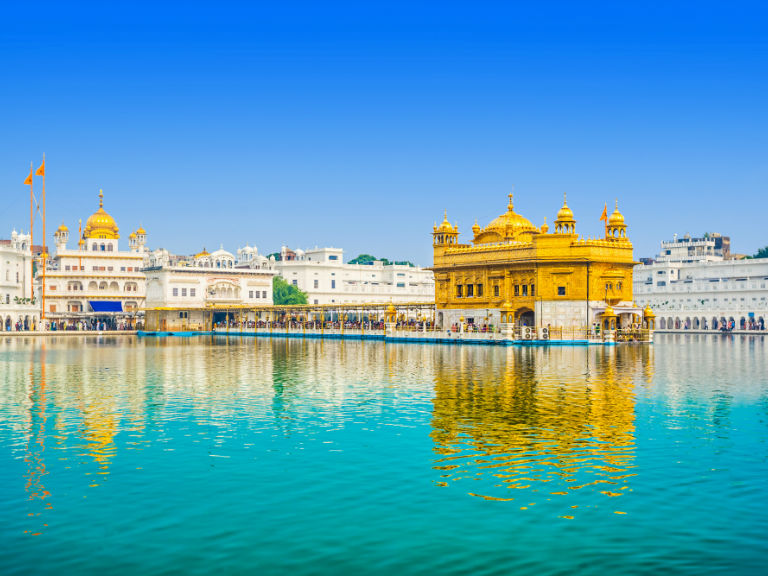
[432,192,651,333]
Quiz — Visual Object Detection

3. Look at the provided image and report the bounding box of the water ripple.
[0,335,766,575]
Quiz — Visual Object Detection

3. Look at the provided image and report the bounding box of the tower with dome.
[42,190,149,327]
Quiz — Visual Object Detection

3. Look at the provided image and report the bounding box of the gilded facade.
[432,193,644,330]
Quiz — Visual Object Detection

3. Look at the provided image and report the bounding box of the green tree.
[348,254,415,267]
[753,246,768,259]
[273,276,308,305]
[348,253,377,265]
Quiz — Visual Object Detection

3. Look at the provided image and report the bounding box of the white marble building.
[654,232,730,263]
[273,246,435,305]
[0,230,40,331]
[42,191,148,326]
[634,258,768,331]
[143,247,276,330]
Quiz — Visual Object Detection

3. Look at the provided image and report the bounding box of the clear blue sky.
[1,0,766,264]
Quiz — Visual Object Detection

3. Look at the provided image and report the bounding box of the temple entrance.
[213,311,231,328]
[516,309,535,327]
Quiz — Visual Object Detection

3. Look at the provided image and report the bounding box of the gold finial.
[563,192,567,205]
[615,198,619,210]
[99,189,104,208]
[507,192,514,211]
[444,209,448,220]
[544,216,547,223]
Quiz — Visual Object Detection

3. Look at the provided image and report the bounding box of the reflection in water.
[3,335,768,575]
[1,337,658,526]
[24,347,52,536]
[431,346,654,515]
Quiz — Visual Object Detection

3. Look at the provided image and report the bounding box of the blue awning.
[89,301,123,313]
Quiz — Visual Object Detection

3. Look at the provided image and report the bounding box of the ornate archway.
[516,308,535,327]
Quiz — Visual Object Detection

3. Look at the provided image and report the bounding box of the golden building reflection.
[430,345,654,515]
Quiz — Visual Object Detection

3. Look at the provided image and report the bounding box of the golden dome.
[643,304,656,318]
[608,201,625,227]
[129,232,137,239]
[540,217,549,234]
[436,211,455,233]
[56,222,69,233]
[195,247,210,259]
[556,193,575,222]
[136,226,146,235]
[602,305,617,317]
[484,193,538,236]
[83,190,119,240]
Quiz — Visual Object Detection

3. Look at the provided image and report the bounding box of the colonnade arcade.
[1,313,39,331]
[658,315,766,331]
[208,302,435,326]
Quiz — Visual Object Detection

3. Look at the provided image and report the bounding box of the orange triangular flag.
[599,203,608,221]
[35,159,45,177]
[23,166,33,186]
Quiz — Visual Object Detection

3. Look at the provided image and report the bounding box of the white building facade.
[654,232,730,263]
[0,230,40,331]
[273,246,434,305]
[42,191,148,327]
[633,258,768,331]
[143,247,276,331]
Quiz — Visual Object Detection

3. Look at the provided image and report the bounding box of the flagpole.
[29,161,34,301]
[78,219,82,272]
[41,153,46,322]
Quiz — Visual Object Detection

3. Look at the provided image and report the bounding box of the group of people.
[47,319,138,331]
[449,323,494,333]
[212,319,430,331]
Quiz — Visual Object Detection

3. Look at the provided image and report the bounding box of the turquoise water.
[0,334,766,575]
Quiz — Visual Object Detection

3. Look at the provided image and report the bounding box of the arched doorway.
[516,309,535,327]
[659,318,666,330]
